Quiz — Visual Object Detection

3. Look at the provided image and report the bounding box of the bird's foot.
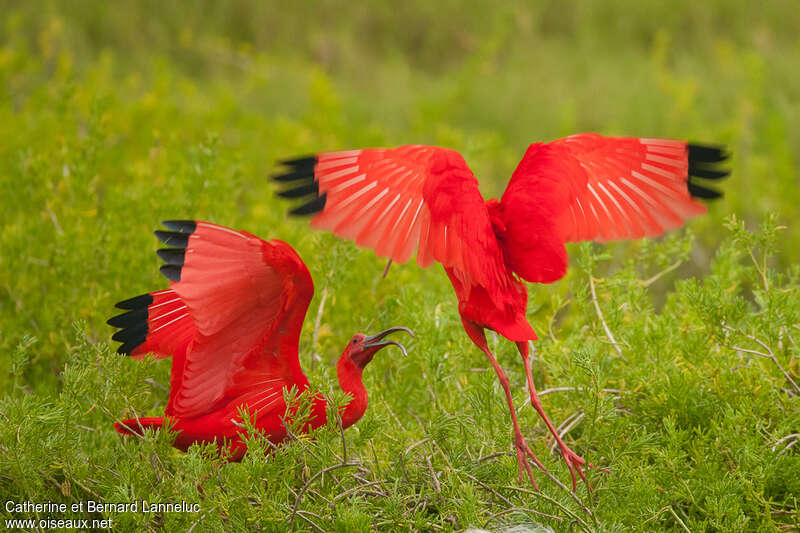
[554,441,589,492]
[514,432,549,490]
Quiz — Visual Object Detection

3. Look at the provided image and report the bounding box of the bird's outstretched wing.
[151,220,315,418]
[497,133,729,283]
[274,145,507,292]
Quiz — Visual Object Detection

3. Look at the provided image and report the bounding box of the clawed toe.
[514,434,549,490]
[515,445,538,489]
[557,445,590,492]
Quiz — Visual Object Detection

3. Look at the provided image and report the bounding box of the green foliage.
[1,2,799,531]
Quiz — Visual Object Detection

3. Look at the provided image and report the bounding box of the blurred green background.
[3,0,798,378]
[1,1,799,531]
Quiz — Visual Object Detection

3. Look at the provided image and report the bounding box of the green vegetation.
[1,1,798,531]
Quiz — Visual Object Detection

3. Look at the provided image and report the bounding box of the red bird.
[274,133,729,488]
[108,220,412,460]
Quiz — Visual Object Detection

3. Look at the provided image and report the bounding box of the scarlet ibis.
[274,133,729,489]
[108,220,412,460]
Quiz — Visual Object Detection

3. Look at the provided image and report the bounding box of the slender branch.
[539,386,626,397]
[484,506,565,528]
[461,472,514,507]
[333,480,387,501]
[295,510,326,533]
[402,438,431,459]
[477,451,508,462]
[588,275,627,361]
[501,485,594,529]
[549,412,585,455]
[425,455,441,493]
[310,286,328,372]
[731,346,772,359]
[187,512,207,533]
[642,505,692,533]
[723,324,800,394]
[748,249,769,291]
[640,259,683,287]
[335,412,347,463]
[772,433,800,454]
[289,461,361,529]
[517,387,626,414]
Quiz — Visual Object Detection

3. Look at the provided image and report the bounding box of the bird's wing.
[151,220,315,419]
[275,145,507,292]
[497,133,729,282]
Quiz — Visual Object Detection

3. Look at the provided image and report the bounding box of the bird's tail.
[114,417,164,436]
[494,312,539,342]
[107,289,195,358]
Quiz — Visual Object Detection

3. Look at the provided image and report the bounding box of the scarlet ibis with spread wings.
[108,220,412,460]
[274,133,729,488]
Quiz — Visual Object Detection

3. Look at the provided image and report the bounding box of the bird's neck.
[336,357,368,429]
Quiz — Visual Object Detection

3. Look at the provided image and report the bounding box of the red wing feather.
[153,221,315,419]
[312,146,435,265]
[555,134,706,242]
[498,133,727,283]
[275,145,508,293]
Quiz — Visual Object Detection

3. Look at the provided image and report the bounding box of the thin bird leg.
[463,322,548,488]
[516,341,588,492]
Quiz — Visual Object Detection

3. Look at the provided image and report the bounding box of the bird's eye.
[352,338,358,345]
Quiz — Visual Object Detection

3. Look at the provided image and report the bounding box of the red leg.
[463,322,548,488]
[516,341,589,491]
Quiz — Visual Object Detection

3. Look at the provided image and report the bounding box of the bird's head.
[336,326,413,429]
[343,326,414,370]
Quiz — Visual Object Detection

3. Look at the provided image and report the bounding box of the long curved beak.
[362,326,414,356]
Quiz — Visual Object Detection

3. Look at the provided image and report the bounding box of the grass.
[1,2,799,531]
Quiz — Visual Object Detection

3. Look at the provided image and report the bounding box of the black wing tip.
[108,303,150,356]
[156,248,186,267]
[107,307,147,328]
[687,142,730,202]
[114,293,154,310]
[154,230,189,248]
[277,155,317,167]
[271,156,317,183]
[688,143,730,163]
[115,332,147,356]
[161,220,197,233]
[276,181,319,199]
[689,167,730,181]
[155,222,195,280]
[289,192,327,216]
[159,264,182,282]
[271,170,313,183]
[273,155,325,217]
[116,343,131,355]
[688,182,723,199]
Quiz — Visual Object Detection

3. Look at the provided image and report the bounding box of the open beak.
[362,326,414,356]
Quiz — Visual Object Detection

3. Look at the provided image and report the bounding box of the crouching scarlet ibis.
[108,220,412,460]
[274,133,730,489]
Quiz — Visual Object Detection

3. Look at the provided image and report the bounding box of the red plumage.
[108,220,412,460]
[275,133,729,489]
